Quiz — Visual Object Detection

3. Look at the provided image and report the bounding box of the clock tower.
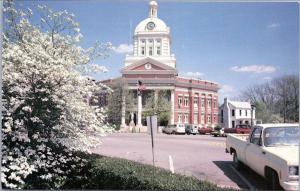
[103,0,219,132]
[124,0,176,68]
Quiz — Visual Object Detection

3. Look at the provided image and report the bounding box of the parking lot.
[93,133,275,190]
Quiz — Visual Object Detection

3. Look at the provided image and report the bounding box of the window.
[178,97,182,106]
[194,97,198,107]
[240,110,242,116]
[141,47,145,56]
[178,113,182,123]
[246,110,248,116]
[221,109,224,123]
[213,101,216,108]
[213,114,216,123]
[201,113,205,124]
[208,99,211,108]
[194,113,198,124]
[232,121,235,128]
[149,47,153,56]
[184,113,188,123]
[250,128,262,145]
[208,114,211,123]
[201,98,205,107]
[156,46,161,55]
[232,109,235,117]
[184,97,189,107]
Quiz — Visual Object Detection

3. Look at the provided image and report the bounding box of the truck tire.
[267,169,281,190]
[233,152,242,170]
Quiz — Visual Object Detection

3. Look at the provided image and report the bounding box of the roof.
[135,17,169,34]
[255,123,299,128]
[228,101,251,109]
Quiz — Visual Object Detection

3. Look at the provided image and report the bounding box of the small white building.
[219,98,256,128]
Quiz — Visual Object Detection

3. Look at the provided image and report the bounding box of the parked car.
[224,124,251,135]
[211,127,225,137]
[185,124,198,135]
[162,124,185,134]
[198,127,213,135]
[226,124,299,191]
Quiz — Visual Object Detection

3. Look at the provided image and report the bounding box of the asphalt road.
[93,133,276,190]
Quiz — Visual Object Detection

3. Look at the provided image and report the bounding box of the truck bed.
[227,133,249,141]
[226,133,249,163]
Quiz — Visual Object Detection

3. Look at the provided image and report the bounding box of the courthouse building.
[102,1,219,131]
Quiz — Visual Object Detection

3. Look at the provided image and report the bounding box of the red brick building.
[103,1,219,131]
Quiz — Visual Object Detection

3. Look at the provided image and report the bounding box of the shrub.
[62,153,235,191]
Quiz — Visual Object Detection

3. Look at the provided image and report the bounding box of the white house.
[219,98,256,128]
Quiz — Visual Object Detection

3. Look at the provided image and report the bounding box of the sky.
[18,0,299,103]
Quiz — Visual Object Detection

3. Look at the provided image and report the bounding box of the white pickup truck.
[226,124,299,191]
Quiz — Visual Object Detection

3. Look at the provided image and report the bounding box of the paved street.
[93,133,273,190]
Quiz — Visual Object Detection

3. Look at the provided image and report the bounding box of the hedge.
[62,153,236,191]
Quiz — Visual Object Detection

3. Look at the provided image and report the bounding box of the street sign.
[147,115,158,135]
[146,115,157,187]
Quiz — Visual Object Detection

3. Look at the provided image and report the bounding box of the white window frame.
[184,113,189,123]
[184,97,189,107]
[178,113,182,123]
[178,96,182,106]
[207,99,211,108]
[149,46,153,56]
[141,47,145,56]
[201,113,205,124]
[201,98,205,107]
[156,46,161,55]
[194,113,198,124]
[194,97,198,108]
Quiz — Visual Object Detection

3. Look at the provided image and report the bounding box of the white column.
[120,95,126,128]
[170,90,175,124]
[137,94,142,127]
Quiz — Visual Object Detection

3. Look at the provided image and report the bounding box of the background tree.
[240,74,298,123]
[143,90,171,126]
[106,78,135,129]
[2,1,112,189]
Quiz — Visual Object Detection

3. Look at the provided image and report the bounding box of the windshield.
[264,127,299,147]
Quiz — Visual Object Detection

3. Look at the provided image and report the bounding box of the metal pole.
[149,116,155,189]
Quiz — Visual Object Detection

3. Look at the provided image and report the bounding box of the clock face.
[145,63,152,70]
[147,22,156,30]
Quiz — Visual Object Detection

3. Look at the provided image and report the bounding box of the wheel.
[171,131,176,135]
[214,134,217,137]
[233,152,242,170]
[268,169,281,190]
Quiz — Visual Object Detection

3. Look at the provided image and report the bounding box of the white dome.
[149,0,158,7]
[134,17,168,34]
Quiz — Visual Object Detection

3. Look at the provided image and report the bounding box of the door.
[245,127,265,176]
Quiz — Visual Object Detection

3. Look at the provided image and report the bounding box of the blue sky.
[18,1,299,103]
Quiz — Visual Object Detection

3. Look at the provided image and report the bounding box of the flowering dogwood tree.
[2,1,113,188]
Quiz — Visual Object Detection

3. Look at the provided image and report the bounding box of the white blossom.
[2,3,113,189]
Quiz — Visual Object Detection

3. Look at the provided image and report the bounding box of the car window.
[264,127,299,147]
[250,128,262,145]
